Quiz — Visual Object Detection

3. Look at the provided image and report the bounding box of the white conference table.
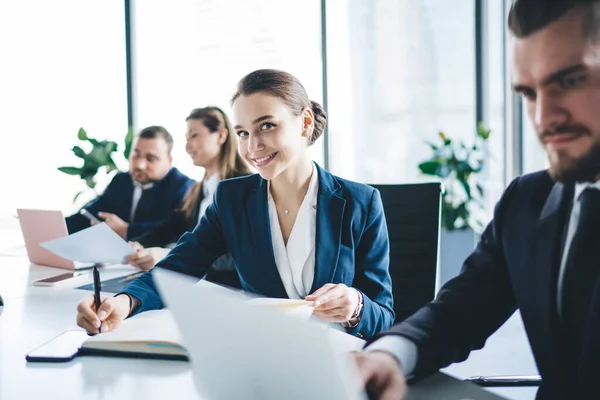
[0,218,538,400]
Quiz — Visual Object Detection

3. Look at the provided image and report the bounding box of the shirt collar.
[134,181,154,191]
[574,181,600,202]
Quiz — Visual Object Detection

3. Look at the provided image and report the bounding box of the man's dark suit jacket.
[121,163,395,339]
[65,168,194,240]
[374,170,599,399]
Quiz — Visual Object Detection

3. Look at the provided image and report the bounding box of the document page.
[41,223,135,264]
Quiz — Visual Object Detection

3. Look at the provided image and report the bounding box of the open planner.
[80,310,187,360]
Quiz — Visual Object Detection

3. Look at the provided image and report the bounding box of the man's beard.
[131,169,150,184]
[546,137,600,183]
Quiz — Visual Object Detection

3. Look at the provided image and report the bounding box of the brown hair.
[230,69,327,146]
[508,0,600,40]
[180,106,252,221]
[138,125,174,154]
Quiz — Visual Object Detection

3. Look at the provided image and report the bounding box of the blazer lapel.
[246,179,288,298]
[122,176,135,220]
[310,165,346,293]
[527,182,572,382]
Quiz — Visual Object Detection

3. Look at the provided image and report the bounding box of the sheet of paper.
[245,297,314,319]
[86,309,182,345]
[154,268,367,400]
[40,223,135,264]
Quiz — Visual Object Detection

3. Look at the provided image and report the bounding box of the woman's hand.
[76,294,131,334]
[124,242,169,271]
[305,283,360,323]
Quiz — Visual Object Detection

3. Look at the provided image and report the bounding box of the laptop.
[153,268,367,400]
[17,209,93,270]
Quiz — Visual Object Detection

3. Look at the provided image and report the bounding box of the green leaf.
[476,183,485,197]
[418,160,442,176]
[456,160,474,174]
[426,141,439,151]
[77,128,88,141]
[85,177,96,189]
[476,122,491,140]
[58,166,82,175]
[72,146,87,159]
[80,164,99,180]
[73,190,85,203]
[88,142,115,165]
[106,157,119,172]
[104,140,118,154]
[87,138,100,146]
[124,126,134,160]
[438,131,452,145]
[460,179,472,199]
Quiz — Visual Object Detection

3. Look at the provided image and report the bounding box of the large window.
[0,1,127,218]
[326,0,476,184]
[483,0,508,215]
[132,0,324,180]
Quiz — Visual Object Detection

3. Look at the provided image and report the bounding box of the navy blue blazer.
[121,163,395,338]
[66,168,194,239]
[374,170,599,399]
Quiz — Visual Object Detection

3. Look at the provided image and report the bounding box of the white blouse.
[198,173,220,219]
[268,164,319,299]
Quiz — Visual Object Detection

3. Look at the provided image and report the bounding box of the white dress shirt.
[368,181,600,377]
[268,163,319,299]
[198,173,220,220]
[129,182,154,223]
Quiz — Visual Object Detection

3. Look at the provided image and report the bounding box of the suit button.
[357,333,363,338]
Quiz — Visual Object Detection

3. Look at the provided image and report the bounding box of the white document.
[245,297,314,320]
[40,223,135,264]
[153,268,367,400]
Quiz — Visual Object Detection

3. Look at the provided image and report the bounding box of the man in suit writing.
[355,1,600,399]
[66,126,194,240]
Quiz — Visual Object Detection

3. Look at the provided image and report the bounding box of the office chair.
[369,183,441,323]
[371,184,541,387]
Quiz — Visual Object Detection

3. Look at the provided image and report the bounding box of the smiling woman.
[76,69,395,341]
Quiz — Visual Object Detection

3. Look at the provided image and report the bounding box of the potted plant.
[417,122,491,287]
[59,127,134,204]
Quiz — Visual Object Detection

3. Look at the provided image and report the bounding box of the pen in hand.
[93,264,102,333]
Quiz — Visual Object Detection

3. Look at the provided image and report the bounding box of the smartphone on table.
[79,209,101,224]
[26,330,89,362]
[33,272,85,287]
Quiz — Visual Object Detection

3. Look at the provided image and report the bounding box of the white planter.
[437,229,477,292]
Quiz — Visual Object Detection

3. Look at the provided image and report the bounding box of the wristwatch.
[342,290,363,328]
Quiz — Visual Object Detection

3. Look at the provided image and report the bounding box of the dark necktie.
[562,188,600,379]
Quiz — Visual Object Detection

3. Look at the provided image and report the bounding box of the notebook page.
[85,309,182,345]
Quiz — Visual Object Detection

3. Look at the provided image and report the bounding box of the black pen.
[93,264,102,333]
